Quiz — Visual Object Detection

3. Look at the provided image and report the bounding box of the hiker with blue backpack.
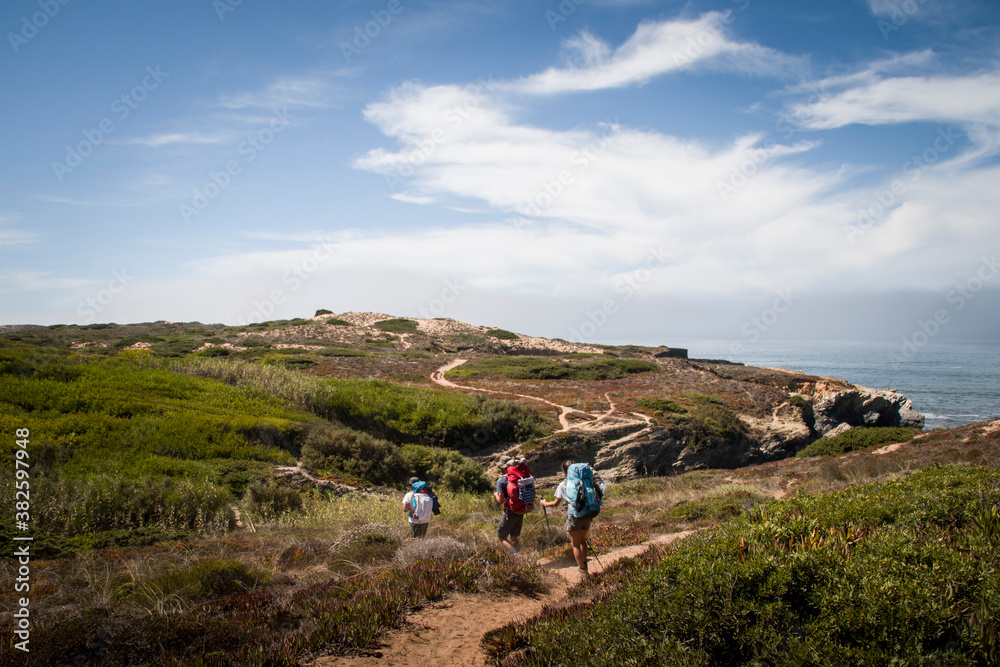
[403,476,440,538]
[494,457,536,555]
[540,460,603,577]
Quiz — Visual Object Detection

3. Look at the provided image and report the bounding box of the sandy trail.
[315,531,694,667]
[430,360,633,434]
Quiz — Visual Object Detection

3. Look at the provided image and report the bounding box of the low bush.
[484,466,1000,666]
[330,532,401,574]
[318,347,367,357]
[175,358,545,449]
[486,328,519,340]
[245,482,304,520]
[25,475,234,536]
[449,356,658,381]
[637,397,687,414]
[401,444,491,493]
[300,424,407,486]
[395,536,469,565]
[471,396,547,444]
[374,318,419,334]
[138,559,269,604]
[797,426,922,457]
[665,486,769,524]
[682,402,748,450]
[679,391,723,404]
[278,539,331,570]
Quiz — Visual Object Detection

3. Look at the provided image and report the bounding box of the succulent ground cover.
[484,465,1000,666]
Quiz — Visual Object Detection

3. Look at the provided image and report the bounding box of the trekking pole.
[542,505,555,549]
[584,537,603,569]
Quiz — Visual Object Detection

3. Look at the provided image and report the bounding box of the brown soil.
[311,531,693,667]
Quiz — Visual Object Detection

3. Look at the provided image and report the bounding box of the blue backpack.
[565,463,602,518]
[412,480,441,515]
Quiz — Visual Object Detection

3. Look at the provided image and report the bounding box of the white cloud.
[792,70,1000,132]
[347,18,1000,301]
[124,132,233,147]
[0,213,37,246]
[513,13,803,95]
[216,75,331,110]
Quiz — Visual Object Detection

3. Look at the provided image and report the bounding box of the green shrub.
[276,357,317,370]
[317,347,367,357]
[679,391,723,404]
[797,426,922,457]
[665,487,769,524]
[485,466,1000,666]
[245,482,303,519]
[150,338,201,357]
[374,318,419,334]
[24,475,234,536]
[637,397,688,414]
[215,460,269,495]
[486,328,519,340]
[141,559,269,602]
[172,358,544,449]
[401,444,491,493]
[330,532,401,573]
[449,356,657,381]
[471,397,547,444]
[314,309,333,316]
[683,402,747,450]
[300,425,407,485]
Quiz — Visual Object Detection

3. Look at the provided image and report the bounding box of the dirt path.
[314,531,693,667]
[430,360,639,434]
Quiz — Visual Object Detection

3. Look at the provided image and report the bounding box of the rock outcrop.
[811,387,924,434]
[520,384,925,481]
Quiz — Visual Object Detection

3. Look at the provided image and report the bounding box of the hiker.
[494,457,536,555]
[540,460,603,577]
[402,476,435,538]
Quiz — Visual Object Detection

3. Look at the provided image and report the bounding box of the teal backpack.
[565,463,602,518]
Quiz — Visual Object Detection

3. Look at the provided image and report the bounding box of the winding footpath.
[316,531,695,667]
[430,359,639,434]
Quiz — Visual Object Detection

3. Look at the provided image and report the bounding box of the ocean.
[683,340,1000,430]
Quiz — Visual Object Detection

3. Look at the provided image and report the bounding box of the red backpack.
[504,464,536,514]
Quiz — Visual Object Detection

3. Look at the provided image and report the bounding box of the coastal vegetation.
[1,317,996,665]
[484,466,1000,666]
[445,355,658,381]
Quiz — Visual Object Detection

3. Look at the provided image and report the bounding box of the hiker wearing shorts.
[494,457,525,554]
[402,476,432,538]
[540,460,600,576]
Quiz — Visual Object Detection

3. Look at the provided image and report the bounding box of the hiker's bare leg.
[569,530,588,570]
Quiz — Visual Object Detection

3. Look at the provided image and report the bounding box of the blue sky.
[1,0,999,352]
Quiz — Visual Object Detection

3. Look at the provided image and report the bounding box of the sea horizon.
[681,339,1000,431]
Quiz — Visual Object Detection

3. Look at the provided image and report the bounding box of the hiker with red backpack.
[403,476,439,538]
[540,460,603,578]
[494,457,536,555]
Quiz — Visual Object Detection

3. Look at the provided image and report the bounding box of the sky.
[1,0,999,355]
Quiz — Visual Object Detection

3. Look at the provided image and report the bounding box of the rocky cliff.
[516,381,925,483]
